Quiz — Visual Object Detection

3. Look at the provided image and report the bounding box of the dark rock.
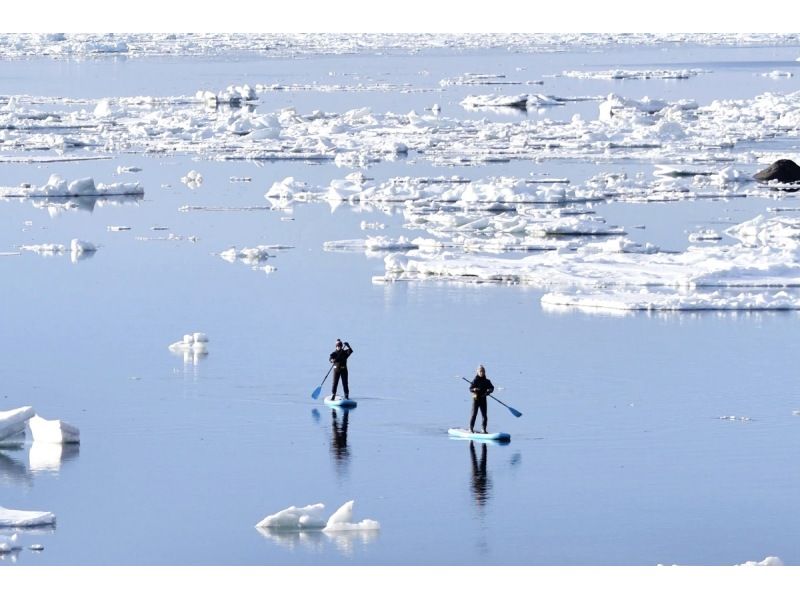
[754,159,800,183]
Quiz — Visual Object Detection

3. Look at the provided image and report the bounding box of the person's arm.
[487,379,494,395]
[344,342,353,356]
[470,376,479,393]
[330,352,336,363]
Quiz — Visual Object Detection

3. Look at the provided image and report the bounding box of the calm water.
[2,43,800,565]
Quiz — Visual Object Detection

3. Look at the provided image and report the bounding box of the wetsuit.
[329,344,353,398]
[469,374,494,433]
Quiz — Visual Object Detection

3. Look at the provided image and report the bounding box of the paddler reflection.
[330,408,351,478]
[469,440,492,507]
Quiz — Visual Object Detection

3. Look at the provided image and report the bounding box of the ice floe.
[255,500,379,532]
[0,175,143,198]
[0,506,55,527]
[561,68,706,80]
[27,415,80,444]
[541,290,800,312]
[0,407,35,443]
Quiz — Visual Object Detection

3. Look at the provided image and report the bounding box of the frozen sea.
[3,37,800,565]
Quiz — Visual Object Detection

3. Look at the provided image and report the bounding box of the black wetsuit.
[469,374,494,432]
[329,344,353,398]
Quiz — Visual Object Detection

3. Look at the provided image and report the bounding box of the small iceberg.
[0,506,55,527]
[256,500,379,532]
[0,407,35,443]
[27,415,80,444]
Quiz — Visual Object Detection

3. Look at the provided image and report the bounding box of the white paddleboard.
[448,428,510,442]
[323,395,358,408]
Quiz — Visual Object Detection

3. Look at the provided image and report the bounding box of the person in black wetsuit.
[469,365,494,433]
[329,339,353,399]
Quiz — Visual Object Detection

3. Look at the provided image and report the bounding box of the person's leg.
[479,397,488,433]
[342,369,349,398]
[469,396,479,432]
[331,368,340,397]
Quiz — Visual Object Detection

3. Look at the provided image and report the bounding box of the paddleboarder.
[329,339,353,399]
[469,365,494,434]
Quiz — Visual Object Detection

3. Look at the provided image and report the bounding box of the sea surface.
[2,42,800,565]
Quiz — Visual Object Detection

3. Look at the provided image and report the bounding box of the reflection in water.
[29,442,80,474]
[256,527,379,557]
[0,449,31,486]
[469,441,492,508]
[311,408,320,423]
[330,408,350,480]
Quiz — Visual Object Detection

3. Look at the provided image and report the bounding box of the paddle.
[311,365,334,400]
[461,376,522,418]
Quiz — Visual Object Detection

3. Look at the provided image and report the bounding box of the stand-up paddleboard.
[448,428,510,442]
[324,395,358,408]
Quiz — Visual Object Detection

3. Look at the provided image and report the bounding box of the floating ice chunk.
[0,407,35,442]
[19,244,65,255]
[107,225,131,232]
[725,215,800,247]
[323,500,380,532]
[265,177,311,200]
[739,556,783,566]
[541,289,800,312]
[711,166,752,185]
[360,221,386,230]
[654,164,714,178]
[26,415,80,444]
[255,501,379,532]
[761,71,793,78]
[116,166,142,174]
[219,246,273,264]
[562,68,704,80]
[2,175,144,198]
[255,503,327,530]
[461,94,528,109]
[0,506,55,527]
[0,533,21,553]
[93,99,125,118]
[689,229,722,243]
[181,170,203,189]
[70,239,96,255]
[169,332,209,354]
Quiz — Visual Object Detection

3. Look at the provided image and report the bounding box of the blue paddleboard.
[324,395,358,408]
[448,428,510,442]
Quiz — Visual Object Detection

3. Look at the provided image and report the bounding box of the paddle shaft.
[312,364,335,399]
[461,376,522,417]
[319,364,334,386]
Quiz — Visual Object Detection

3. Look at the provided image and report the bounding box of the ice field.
[1,34,800,565]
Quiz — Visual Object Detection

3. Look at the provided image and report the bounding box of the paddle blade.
[508,406,523,418]
[311,386,322,400]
